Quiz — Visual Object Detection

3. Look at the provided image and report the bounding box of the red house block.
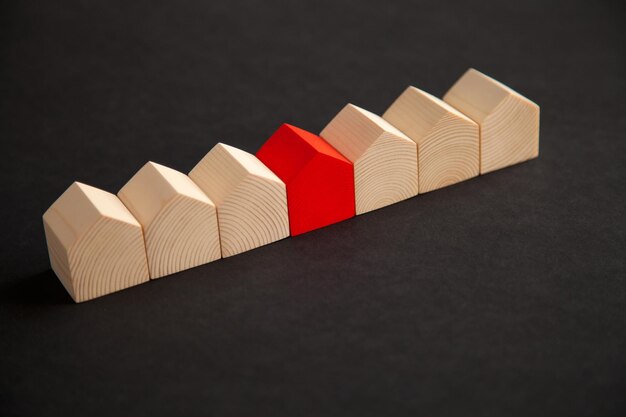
[257,124,356,236]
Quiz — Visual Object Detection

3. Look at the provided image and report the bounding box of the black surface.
[1,1,625,416]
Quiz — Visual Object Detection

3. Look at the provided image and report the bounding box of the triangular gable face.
[218,171,289,257]
[480,93,539,172]
[190,143,289,257]
[190,143,250,206]
[119,162,221,279]
[43,182,150,302]
[66,215,148,301]
[354,133,418,214]
[444,68,539,174]
[286,151,355,236]
[321,103,418,215]
[257,124,355,236]
[384,86,479,193]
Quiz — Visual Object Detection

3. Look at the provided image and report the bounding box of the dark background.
[1,0,625,415]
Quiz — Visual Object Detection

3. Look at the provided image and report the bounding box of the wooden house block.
[320,104,418,215]
[443,68,540,174]
[383,86,480,193]
[189,143,289,257]
[256,124,355,236]
[118,162,221,279]
[43,182,150,302]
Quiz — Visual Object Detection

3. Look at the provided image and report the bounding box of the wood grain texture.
[383,86,479,193]
[118,162,221,279]
[257,124,355,236]
[42,182,150,302]
[443,68,540,174]
[189,143,289,257]
[320,104,418,215]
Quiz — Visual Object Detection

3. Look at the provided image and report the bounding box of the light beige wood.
[443,68,540,174]
[118,162,221,279]
[189,143,289,257]
[43,182,150,302]
[383,86,480,193]
[320,103,418,214]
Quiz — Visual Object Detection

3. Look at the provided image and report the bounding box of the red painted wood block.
[257,124,356,236]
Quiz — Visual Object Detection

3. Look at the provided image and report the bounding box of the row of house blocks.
[43,68,540,302]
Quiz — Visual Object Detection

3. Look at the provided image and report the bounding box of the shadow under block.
[443,68,540,174]
[118,162,221,279]
[189,143,289,257]
[256,124,356,236]
[320,104,418,215]
[42,182,150,302]
[383,86,480,193]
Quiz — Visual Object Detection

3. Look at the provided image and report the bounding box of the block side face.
[320,104,382,162]
[418,114,480,193]
[355,134,418,214]
[189,144,246,206]
[443,68,510,123]
[480,94,540,174]
[288,153,355,236]
[118,163,178,229]
[217,175,289,257]
[43,219,75,301]
[42,206,78,256]
[67,217,149,302]
[257,125,317,184]
[145,195,221,278]
[383,87,447,143]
